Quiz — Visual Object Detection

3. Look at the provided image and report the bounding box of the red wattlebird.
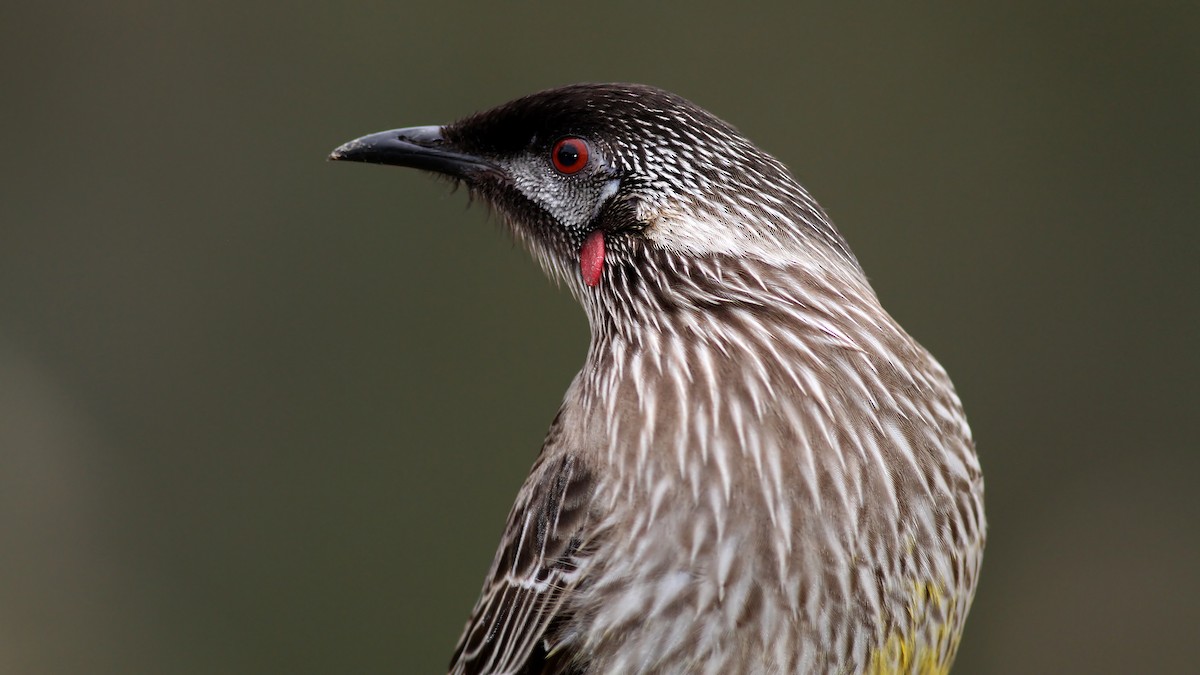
[331,84,985,675]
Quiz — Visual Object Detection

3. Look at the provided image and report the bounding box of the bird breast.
[559,260,984,673]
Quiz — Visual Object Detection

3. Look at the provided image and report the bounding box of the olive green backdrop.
[2,3,1196,673]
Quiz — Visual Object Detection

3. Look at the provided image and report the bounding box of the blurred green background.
[2,2,1197,673]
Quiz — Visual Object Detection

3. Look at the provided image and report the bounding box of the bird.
[330,83,985,675]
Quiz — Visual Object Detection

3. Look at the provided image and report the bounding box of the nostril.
[396,125,444,147]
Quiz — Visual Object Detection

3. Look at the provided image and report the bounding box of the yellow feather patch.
[864,581,959,675]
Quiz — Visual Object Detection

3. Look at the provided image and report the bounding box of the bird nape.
[331,83,985,675]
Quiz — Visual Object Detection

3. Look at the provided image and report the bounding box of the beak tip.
[328,140,362,162]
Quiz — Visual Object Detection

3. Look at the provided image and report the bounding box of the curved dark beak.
[328,125,498,178]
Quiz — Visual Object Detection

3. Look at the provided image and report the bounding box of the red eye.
[551,137,589,174]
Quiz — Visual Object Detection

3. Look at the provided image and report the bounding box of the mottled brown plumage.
[331,83,985,674]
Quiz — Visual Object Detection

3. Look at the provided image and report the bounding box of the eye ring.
[551,137,590,175]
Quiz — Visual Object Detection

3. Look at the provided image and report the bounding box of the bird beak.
[328,125,499,178]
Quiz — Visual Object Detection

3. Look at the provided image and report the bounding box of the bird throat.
[580,230,605,287]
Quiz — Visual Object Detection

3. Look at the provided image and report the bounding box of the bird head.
[331,84,863,324]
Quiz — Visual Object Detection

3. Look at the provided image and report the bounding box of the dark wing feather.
[449,437,596,675]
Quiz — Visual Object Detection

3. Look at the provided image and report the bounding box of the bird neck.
[578,242,880,352]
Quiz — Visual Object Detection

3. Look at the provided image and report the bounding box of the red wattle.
[580,230,605,287]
